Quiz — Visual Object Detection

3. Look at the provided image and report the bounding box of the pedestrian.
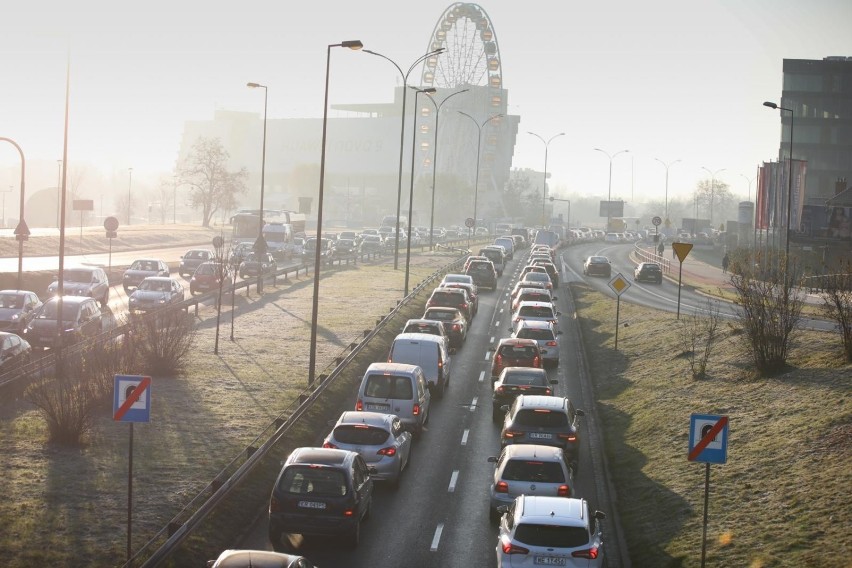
[672,246,676,260]
[657,242,664,256]
[722,252,730,274]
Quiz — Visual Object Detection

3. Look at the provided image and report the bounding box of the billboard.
[599,200,624,218]
[800,205,852,240]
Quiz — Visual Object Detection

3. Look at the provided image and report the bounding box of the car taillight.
[269,496,282,513]
[533,356,540,367]
[343,509,354,517]
[377,446,397,456]
[322,442,337,449]
[572,546,599,559]
[546,341,557,346]
[496,386,505,394]
[558,433,577,442]
[545,388,552,395]
[453,323,460,331]
[504,430,524,439]
[558,484,571,497]
[500,536,529,555]
[495,354,503,368]
[356,399,363,411]
[495,481,509,493]
[413,403,420,416]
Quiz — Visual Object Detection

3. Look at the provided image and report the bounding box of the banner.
[756,163,769,229]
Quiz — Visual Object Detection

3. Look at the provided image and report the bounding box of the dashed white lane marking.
[461,429,469,445]
[484,351,491,360]
[478,371,486,382]
[431,524,444,551]
[499,308,504,313]
[470,397,478,412]
[495,320,500,327]
[448,470,459,492]
[490,336,495,344]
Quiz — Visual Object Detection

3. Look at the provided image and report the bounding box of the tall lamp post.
[421,88,469,250]
[127,167,133,225]
[529,132,565,226]
[655,157,681,222]
[403,87,436,296]
[457,111,503,245]
[308,39,363,387]
[763,101,795,258]
[247,81,269,292]
[594,148,629,231]
[363,47,445,270]
[700,167,726,230]
[56,159,62,227]
[0,137,27,289]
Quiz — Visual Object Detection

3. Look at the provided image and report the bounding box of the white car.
[488,445,575,518]
[497,495,606,567]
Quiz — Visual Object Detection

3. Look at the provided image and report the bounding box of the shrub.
[676,299,721,379]
[126,310,197,377]
[25,377,95,446]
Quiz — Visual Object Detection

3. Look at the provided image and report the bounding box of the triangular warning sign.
[14,219,31,237]
[672,242,693,263]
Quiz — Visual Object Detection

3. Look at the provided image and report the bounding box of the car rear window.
[515,409,568,427]
[431,291,462,304]
[425,310,454,321]
[520,293,550,303]
[515,328,555,341]
[502,372,548,386]
[502,460,565,483]
[279,467,347,496]
[513,524,589,548]
[467,262,492,272]
[522,273,549,283]
[332,425,389,446]
[518,306,555,318]
[404,323,441,335]
[364,375,414,399]
[498,345,538,358]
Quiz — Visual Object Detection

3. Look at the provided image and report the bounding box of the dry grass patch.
[573,282,851,567]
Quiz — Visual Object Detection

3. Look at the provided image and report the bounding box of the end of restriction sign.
[113,375,152,423]
[688,413,729,464]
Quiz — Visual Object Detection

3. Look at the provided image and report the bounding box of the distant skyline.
[1,0,850,220]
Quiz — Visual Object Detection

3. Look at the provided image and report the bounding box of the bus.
[230,210,306,245]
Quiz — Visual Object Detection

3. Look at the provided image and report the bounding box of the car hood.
[48,282,93,295]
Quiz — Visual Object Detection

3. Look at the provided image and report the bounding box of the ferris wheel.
[421,2,503,90]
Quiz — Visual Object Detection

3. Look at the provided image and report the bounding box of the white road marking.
[495,320,500,327]
[489,336,495,344]
[461,429,469,445]
[470,397,478,412]
[431,524,444,551]
[484,351,491,360]
[478,370,486,382]
[448,470,459,492]
[499,308,504,313]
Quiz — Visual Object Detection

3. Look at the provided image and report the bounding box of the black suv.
[634,262,663,284]
[500,395,584,471]
[268,447,374,549]
[465,260,498,291]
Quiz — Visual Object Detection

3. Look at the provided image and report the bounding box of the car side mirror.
[487,456,497,463]
[500,405,509,412]
[556,311,562,316]
[594,510,606,520]
[488,347,495,352]
[552,296,558,301]
[576,409,585,417]
[368,467,379,476]
[496,505,509,514]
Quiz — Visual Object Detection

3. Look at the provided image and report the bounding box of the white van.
[387,333,452,397]
[356,363,431,434]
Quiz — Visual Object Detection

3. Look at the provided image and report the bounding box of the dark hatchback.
[500,395,585,471]
[465,260,498,291]
[422,307,467,347]
[268,447,374,549]
[491,367,557,422]
[426,287,473,321]
[634,262,663,283]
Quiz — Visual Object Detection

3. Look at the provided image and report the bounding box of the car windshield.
[502,372,548,386]
[332,425,389,446]
[590,257,608,263]
[642,264,661,271]
[513,524,589,548]
[63,269,93,283]
[502,460,565,483]
[514,409,568,428]
[37,301,80,320]
[516,328,555,341]
[364,375,413,399]
[140,280,171,292]
[131,261,157,271]
[0,294,24,309]
[279,466,346,497]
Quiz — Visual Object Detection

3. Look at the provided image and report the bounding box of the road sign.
[688,414,729,464]
[652,216,662,226]
[14,219,30,241]
[464,217,475,228]
[672,242,693,263]
[73,199,94,211]
[607,273,631,296]
[104,216,119,231]
[113,375,152,423]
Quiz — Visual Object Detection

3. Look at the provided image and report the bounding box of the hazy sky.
[2,0,850,215]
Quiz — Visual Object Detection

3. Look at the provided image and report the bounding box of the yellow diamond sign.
[608,273,631,296]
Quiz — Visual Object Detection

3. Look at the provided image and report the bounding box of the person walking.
[657,241,664,257]
[722,252,730,274]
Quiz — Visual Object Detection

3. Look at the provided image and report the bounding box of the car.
[510,281,548,306]
[488,445,575,518]
[23,296,103,351]
[268,447,374,549]
[531,244,555,261]
[322,411,412,486]
[47,266,110,307]
[511,319,561,368]
[519,264,550,282]
[359,234,384,253]
[189,262,231,296]
[0,290,42,334]
[239,252,278,279]
[529,259,560,286]
[510,301,561,333]
[479,246,506,276]
[387,332,452,397]
[466,259,498,291]
[355,363,431,435]
[604,232,620,243]
[333,238,358,258]
[463,255,489,272]
[519,271,553,291]
[0,331,32,373]
[179,249,215,278]
[127,277,185,315]
[227,242,254,268]
[402,318,449,342]
[122,259,170,293]
[491,367,556,422]
[511,288,556,313]
[440,273,476,289]
[426,287,474,321]
[583,256,612,278]
[207,549,316,568]
[303,237,335,265]
[500,395,585,471]
[440,281,479,316]
[491,337,542,379]
[496,495,605,567]
[494,237,515,260]
[422,307,468,347]
[634,262,663,284]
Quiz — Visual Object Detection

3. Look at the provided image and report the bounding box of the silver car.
[0,290,42,333]
[488,444,575,518]
[510,300,561,333]
[127,277,185,315]
[207,549,315,568]
[323,411,412,486]
[511,319,562,368]
[122,259,170,293]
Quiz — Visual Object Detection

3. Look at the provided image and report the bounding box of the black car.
[492,367,557,422]
[303,238,334,266]
[23,296,104,351]
[334,238,358,258]
[634,262,663,284]
[239,252,278,279]
[268,447,374,549]
[583,255,612,278]
[500,395,584,472]
[422,307,467,347]
[179,249,215,278]
[465,260,498,291]
[426,287,473,321]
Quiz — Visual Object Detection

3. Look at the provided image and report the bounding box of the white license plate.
[534,556,566,566]
[298,501,326,509]
[529,432,552,439]
[366,403,390,411]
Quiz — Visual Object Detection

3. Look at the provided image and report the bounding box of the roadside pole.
[672,242,694,319]
[607,274,631,350]
[688,414,730,568]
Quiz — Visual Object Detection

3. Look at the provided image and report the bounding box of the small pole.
[230,267,237,341]
[127,422,134,561]
[676,258,684,320]
[700,462,711,568]
[614,296,621,350]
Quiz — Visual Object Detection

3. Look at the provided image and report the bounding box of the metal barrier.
[632,241,672,274]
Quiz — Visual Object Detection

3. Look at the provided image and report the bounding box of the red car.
[490,338,542,380]
[189,261,231,296]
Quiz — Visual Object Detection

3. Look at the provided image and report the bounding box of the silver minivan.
[387,332,452,397]
[355,363,431,434]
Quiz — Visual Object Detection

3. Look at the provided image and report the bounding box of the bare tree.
[694,179,732,229]
[152,176,177,224]
[817,260,852,362]
[176,137,248,227]
[676,299,722,379]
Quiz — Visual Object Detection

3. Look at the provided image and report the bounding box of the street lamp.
[529,132,565,226]
[700,166,726,230]
[0,137,28,289]
[403,86,436,296]
[56,159,62,227]
[308,39,363,387]
[655,158,681,222]
[362,47,445,270]
[594,148,629,231]
[457,111,504,245]
[247,81,269,292]
[763,101,795,258]
[421,88,469,250]
[127,167,133,225]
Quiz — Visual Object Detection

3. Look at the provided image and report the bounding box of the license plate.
[529,432,552,439]
[366,403,389,411]
[534,556,566,566]
[298,501,326,509]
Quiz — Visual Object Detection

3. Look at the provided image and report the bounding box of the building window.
[784,73,822,92]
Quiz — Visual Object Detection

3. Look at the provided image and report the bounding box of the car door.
[393,417,412,467]
[353,456,373,519]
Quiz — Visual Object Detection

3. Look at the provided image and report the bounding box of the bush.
[125,310,197,377]
[676,299,721,379]
[25,377,96,446]
[817,260,852,362]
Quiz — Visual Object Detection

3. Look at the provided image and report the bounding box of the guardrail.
[632,241,673,274]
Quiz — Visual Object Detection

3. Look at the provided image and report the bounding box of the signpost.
[671,242,694,319]
[465,217,475,247]
[104,216,119,273]
[607,273,631,349]
[688,413,730,568]
[113,375,151,561]
[652,215,662,242]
